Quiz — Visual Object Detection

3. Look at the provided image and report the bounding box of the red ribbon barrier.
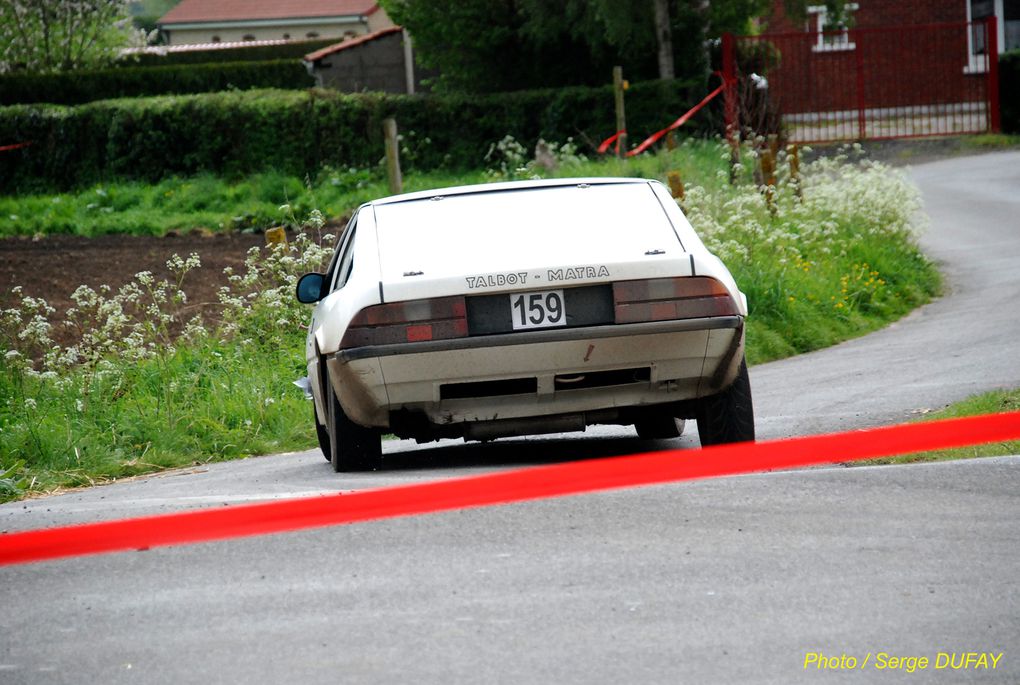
[2,411,1019,567]
[598,76,732,157]
[625,82,726,157]
[597,130,626,155]
[0,141,32,152]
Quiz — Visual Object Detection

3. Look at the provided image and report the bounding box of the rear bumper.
[326,316,744,428]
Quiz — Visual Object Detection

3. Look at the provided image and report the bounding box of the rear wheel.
[635,414,685,440]
[326,377,382,472]
[696,358,755,446]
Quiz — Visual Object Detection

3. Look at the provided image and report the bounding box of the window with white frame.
[966,0,1020,72]
[1009,0,1020,50]
[807,3,858,52]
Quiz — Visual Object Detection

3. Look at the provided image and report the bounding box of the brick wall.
[312,31,431,94]
[747,1,990,125]
[765,0,966,34]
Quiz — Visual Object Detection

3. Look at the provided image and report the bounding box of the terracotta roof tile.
[160,0,379,25]
[303,26,402,62]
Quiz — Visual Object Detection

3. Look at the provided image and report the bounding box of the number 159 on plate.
[510,289,566,330]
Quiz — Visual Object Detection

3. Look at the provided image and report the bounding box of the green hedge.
[0,80,710,191]
[1001,50,1020,134]
[117,39,338,67]
[0,60,315,106]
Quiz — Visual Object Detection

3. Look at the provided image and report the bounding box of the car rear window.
[373,183,680,281]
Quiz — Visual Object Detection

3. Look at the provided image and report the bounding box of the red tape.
[597,76,731,157]
[2,411,1019,566]
[597,130,626,155]
[625,82,726,157]
[0,141,31,152]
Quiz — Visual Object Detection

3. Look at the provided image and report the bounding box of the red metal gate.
[723,18,1001,144]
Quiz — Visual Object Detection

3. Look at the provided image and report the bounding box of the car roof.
[370,179,685,290]
[368,177,655,207]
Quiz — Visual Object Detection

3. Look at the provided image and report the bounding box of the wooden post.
[613,66,628,159]
[265,226,287,248]
[760,148,776,187]
[383,117,402,195]
[667,171,685,202]
[787,143,802,201]
[760,148,777,216]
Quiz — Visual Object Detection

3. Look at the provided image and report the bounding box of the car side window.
[323,214,355,290]
[330,222,358,292]
[323,222,347,286]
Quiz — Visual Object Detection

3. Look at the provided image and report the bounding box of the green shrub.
[0,80,709,191]
[1000,50,1020,134]
[0,60,314,106]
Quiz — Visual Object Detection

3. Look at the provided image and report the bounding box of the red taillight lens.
[613,277,738,324]
[340,296,468,348]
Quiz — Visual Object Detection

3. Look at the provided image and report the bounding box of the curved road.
[755,151,1020,436]
[1,152,1019,684]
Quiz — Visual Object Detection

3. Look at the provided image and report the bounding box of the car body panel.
[302,177,749,441]
[326,319,744,433]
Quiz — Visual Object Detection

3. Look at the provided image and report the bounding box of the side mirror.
[296,273,326,303]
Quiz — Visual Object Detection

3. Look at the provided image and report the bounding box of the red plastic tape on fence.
[626,82,727,157]
[0,142,31,152]
[2,411,1019,566]
[597,131,626,155]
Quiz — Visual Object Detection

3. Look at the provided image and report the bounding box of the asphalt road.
[2,152,1019,684]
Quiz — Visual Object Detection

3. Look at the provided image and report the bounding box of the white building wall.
[165,19,372,46]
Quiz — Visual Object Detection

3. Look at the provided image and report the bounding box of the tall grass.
[0,139,942,500]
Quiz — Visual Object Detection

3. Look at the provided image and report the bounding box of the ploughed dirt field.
[1,232,273,346]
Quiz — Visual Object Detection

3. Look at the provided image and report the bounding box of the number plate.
[509,289,566,330]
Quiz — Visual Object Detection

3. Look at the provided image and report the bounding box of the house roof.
[159,0,380,25]
[303,26,403,62]
[122,38,297,57]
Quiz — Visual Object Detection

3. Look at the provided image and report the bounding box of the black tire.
[315,404,331,462]
[315,355,331,461]
[696,358,755,446]
[635,414,686,440]
[326,377,382,472]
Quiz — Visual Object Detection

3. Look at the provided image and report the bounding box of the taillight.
[340,296,468,348]
[613,277,738,324]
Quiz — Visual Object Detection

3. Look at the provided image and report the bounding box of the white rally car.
[296,178,754,471]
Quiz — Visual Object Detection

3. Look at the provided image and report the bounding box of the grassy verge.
[962,133,1020,150]
[0,138,719,239]
[0,340,311,500]
[1,139,943,500]
[0,168,457,238]
[866,389,1020,466]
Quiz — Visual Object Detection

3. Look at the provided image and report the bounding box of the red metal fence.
[723,18,1001,144]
